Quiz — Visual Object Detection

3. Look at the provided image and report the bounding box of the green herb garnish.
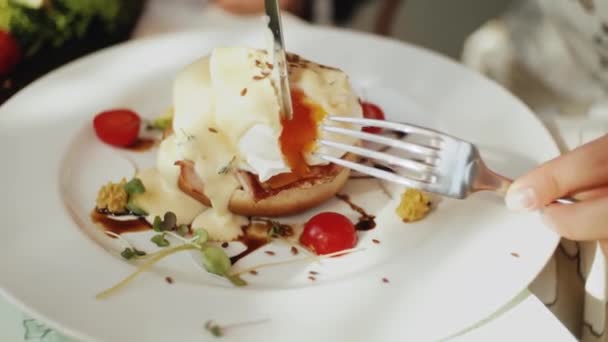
[267,220,282,238]
[176,224,189,237]
[123,178,145,195]
[126,199,147,216]
[201,245,231,277]
[204,319,270,338]
[148,115,173,131]
[97,228,246,299]
[150,234,170,247]
[205,321,223,337]
[152,211,177,232]
[217,156,236,175]
[193,228,208,244]
[120,247,146,260]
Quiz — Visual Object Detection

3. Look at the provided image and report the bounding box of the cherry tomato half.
[0,30,21,75]
[93,109,141,147]
[299,212,358,255]
[360,101,385,134]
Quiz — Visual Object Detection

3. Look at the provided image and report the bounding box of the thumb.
[504,135,608,211]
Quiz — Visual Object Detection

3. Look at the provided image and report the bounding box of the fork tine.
[317,153,432,190]
[328,116,443,140]
[321,124,440,159]
[319,139,436,175]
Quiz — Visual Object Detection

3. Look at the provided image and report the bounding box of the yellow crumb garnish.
[96,179,128,213]
[396,188,432,223]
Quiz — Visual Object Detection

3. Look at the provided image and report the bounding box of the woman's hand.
[505,135,608,242]
[213,0,305,15]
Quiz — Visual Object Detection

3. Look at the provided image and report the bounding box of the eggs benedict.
[132,47,362,241]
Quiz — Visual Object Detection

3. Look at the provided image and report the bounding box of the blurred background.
[0,0,514,102]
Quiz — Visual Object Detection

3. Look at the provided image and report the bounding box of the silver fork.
[318,116,576,204]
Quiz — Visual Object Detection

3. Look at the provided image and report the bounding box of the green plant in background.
[0,0,143,56]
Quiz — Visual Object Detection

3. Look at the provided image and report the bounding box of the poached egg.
[145,47,363,241]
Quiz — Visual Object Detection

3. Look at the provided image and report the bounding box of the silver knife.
[265,0,294,120]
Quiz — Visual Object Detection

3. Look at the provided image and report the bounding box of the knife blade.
[265,0,294,120]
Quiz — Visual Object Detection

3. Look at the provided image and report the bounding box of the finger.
[505,135,608,210]
[600,240,608,258]
[572,185,608,201]
[542,196,608,241]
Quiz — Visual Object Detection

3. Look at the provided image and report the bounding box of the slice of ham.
[175,159,341,204]
[175,160,211,206]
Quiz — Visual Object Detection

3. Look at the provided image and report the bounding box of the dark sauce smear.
[230,218,295,265]
[125,138,156,152]
[336,194,377,231]
[91,209,151,236]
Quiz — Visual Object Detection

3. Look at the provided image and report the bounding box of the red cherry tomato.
[0,30,21,75]
[299,212,358,255]
[93,109,141,147]
[360,101,385,134]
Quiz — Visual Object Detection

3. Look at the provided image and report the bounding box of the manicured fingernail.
[505,187,537,211]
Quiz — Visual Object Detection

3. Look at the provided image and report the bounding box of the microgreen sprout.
[148,115,173,131]
[180,128,195,141]
[104,231,147,260]
[176,224,189,237]
[123,178,145,195]
[152,211,177,232]
[217,156,236,175]
[150,233,170,247]
[204,319,271,338]
[98,228,247,299]
[126,199,147,216]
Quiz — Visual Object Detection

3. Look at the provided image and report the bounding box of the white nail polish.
[505,187,537,211]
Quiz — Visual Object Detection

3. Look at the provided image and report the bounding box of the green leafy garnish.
[123,178,145,195]
[201,245,231,276]
[150,234,170,247]
[152,211,177,232]
[148,115,173,131]
[120,247,146,260]
[152,216,162,232]
[97,244,197,300]
[205,321,223,337]
[97,228,246,300]
[267,221,282,238]
[203,319,270,338]
[217,156,236,175]
[227,275,247,287]
[2,0,144,57]
[193,228,208,244]
[126,199,147,216]
[176,224,189,237]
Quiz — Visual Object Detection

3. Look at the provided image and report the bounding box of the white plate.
[0,26,559,342]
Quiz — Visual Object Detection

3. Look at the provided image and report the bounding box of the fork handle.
[475,161,578,205]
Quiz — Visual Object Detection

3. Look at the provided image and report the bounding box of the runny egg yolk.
[279,89,326,177]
